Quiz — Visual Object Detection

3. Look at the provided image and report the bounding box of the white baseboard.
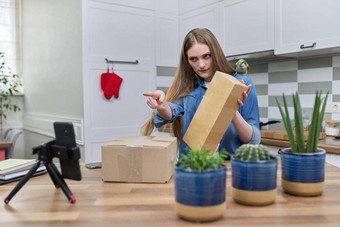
[23,113,84,145]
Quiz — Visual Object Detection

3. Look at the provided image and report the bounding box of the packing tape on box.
[125,137,148,182]
[127,136,148,147]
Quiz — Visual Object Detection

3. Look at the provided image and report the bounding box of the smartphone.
[54,122,82,181]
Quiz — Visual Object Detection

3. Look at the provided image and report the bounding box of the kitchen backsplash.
[156,55,340,130]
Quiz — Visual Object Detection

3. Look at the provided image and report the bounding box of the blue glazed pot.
[231,156,277,206]
[280,148,326,196]
[174,164,226,221]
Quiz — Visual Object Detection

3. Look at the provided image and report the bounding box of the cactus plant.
[232,144,277,206]
[234,144,271,161]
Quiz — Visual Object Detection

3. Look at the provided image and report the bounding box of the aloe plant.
[276,91,328,153]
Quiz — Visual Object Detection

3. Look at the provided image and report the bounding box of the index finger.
[143,92,163,103]
[143,92,154,97]
[143,92,160,99]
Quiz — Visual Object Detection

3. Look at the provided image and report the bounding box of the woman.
[142,28,260,158]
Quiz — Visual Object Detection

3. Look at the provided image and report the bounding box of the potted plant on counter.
[231,144,278,206]
[174,147,228,222]
[276,91,328,196]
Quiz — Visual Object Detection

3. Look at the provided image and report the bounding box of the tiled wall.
[156,55,340,130]
[251,55,340,129]
[156,66,177,93]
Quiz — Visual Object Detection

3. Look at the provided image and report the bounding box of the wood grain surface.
[261,134,340,155]
[261,129,326,141]
[0,162,340,226]
[0,138,13,149]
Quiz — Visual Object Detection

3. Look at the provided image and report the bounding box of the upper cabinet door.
[92,0,155,10]
[179,0,219,14]
[179,4,221,45]
[275,0,340,55]
[220,0,274,57]
[86,2,155,65]
[156,12,179,67]
[155,0,178,14]
[155,0,179,66]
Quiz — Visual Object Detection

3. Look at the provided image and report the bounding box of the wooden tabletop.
[0,162,340,226]
[0,138,13,149]
[261,136,340,155]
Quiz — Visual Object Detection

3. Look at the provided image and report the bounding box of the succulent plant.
[234,144,271,161]
[178,147,230,172]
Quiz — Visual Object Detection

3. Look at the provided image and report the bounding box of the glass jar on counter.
[325,120,339,136]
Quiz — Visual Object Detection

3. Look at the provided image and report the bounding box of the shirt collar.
[194,77,206,88]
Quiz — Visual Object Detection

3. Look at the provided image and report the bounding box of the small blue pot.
[280,148,326,196]
[174,165,226,221]
[231,156,277,206]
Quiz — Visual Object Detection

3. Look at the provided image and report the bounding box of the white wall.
[21,0,84,160]
[0,0,24,158]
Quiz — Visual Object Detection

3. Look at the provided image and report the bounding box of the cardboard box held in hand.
[183,71,248,153]
[102,136,177,183]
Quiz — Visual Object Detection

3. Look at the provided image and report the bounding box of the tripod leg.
[4,162,41,204]
[46,162,76,203]
[46,163,61,189]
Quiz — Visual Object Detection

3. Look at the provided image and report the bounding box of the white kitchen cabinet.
[179,3,221,46]
[275,0,340,56]
[83,0,156,162]
[155,0,178,14]
[155,1,179,67]
[156,12,180,67]
[94,0,155,10]
[179,0,219,14]
[220,0,274,56]
[327,153,340,168]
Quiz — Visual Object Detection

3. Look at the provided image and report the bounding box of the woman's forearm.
[232,111,253,143]
[156,102,173,121]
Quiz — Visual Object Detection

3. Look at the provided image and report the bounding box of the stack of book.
[0,159,47,185]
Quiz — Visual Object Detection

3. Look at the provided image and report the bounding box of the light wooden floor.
[1,162,340,226]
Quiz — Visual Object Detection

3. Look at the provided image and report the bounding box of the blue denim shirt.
[153,73,261,158]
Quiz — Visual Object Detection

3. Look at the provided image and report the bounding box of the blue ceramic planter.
[174,165,226,221]
[231,156,277,206]
[280,148,326,196]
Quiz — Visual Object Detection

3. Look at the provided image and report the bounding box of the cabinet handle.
[300,42,316,49]
[105,58,139,64]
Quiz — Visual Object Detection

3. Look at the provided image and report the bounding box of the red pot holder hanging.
[100,65,123,100]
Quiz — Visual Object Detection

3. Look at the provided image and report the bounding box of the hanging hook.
[106,61,109,72]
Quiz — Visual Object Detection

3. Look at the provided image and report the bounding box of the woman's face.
[187,42,214,82]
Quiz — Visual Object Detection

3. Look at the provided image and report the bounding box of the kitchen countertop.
[261,131,340,155]
[1,162,340,226]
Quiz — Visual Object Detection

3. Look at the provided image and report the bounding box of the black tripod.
[4,140,79,204]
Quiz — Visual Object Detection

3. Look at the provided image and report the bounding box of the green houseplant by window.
[0,52,22,130]
[276,91,328,196]
[174,147,229,222]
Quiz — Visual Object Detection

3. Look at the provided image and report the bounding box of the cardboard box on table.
[183,71,248,153]
[102,136,177,183]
